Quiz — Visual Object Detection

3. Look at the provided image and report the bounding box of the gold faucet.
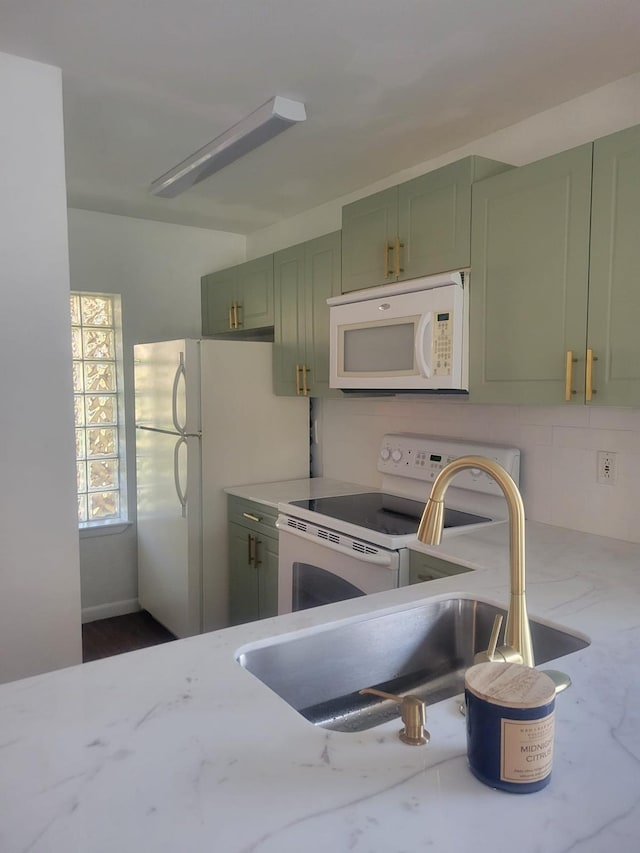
[417,455,534,668]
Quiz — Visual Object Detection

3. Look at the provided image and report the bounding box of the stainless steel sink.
[236,596,589,732]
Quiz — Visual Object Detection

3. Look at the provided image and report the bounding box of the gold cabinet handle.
[247,534,261,567]
[586,348,598,401]
[228,305,234,330]
[565,350,578,401]
[242,512,262,523]
[234,302,242,328]
[302,365,310,396]
[295,364,302,395]
[394,238,405,277]
[384,241,394,278]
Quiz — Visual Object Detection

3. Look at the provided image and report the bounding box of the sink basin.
[236,596,589,732]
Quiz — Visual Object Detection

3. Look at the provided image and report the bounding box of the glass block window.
[71,293,127,526]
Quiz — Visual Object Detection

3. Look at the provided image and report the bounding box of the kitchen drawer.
[409,551,473,584]
[227,495,278,538]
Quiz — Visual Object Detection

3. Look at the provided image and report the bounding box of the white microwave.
[328,271,468,392]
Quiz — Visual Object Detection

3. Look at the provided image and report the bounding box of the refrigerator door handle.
[173,435,188,517]
[172,352,187,435]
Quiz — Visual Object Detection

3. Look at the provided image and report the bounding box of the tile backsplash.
[315,397,640,544]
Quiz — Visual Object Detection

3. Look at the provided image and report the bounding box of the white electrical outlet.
[597,451,617,485]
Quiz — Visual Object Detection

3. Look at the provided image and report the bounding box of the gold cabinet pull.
[295,364,301,395]
[228,305,234,330]
[302,365,310,396]
[394,238,405,277]
[586,348,598,401]
[242,511,262,523]
[247,534,261,567]
[565,350,578,401]
[234,302,242,327]
[384,241,394,278]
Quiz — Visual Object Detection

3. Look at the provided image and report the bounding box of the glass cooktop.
[289,493,491,538]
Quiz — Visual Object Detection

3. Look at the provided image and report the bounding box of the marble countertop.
[2,520,640,852]
[224,476,371,508]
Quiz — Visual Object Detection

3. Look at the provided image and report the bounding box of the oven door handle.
[276,518,397,569]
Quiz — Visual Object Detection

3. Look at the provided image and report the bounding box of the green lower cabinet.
[587,123,640,406]
[409,551,473,585]
[469,144,593,404]
[273,231,342,397]
[228,496,279,626]
[228,522,278,626]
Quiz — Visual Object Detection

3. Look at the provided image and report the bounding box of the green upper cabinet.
[341,186,398,292]
[587,124,640,406]
[201,266,237,335]
[469,144,593,404]
[273,231,342,397]
[341,157,511,293]
[273,242,305,396]
[201,254,274,335]
[470,123,640,408]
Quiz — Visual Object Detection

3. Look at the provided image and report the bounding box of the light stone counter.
[1,521,640,852]
[224,476,371,508]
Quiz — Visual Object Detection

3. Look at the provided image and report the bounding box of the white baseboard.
[81,599,141,624]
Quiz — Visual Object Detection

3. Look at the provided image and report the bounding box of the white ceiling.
[2,0,640,234]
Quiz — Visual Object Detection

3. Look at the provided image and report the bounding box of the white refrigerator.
[134,339,309,638]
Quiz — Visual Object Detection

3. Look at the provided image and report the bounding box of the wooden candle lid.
[465,662,556,709]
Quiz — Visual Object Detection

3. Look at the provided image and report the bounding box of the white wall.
[315,398,640,544]
[0,52,82,682]
[67,210,245,620]
[249,72,640,545]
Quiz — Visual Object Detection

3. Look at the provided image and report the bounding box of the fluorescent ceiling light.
[149,95,306,198]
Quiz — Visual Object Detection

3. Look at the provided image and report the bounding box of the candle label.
[500,711,554,783]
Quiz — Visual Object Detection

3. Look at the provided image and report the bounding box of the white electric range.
[276,434,520,614]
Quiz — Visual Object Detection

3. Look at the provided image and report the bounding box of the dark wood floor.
[82,610,176,662]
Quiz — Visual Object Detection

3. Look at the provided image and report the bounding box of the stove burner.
[289,493,490,538]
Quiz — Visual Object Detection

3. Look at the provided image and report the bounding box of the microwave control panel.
[432,310,453,376]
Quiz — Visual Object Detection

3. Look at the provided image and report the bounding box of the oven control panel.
[377,433,520,497]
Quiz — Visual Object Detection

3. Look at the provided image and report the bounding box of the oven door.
[276,518,400,615]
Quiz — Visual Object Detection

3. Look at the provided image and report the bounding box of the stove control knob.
[380,447,391,461]
[391,449,403,462]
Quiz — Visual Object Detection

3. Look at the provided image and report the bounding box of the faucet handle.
[474,613,503,664]
[359,687,430,746]
[474,613,525,665]
[487,613,503,659]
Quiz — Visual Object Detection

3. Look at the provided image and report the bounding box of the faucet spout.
[417,455,534,668]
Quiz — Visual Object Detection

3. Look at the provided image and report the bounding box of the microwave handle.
[415,312,432,378]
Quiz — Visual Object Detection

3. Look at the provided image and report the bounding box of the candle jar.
[465,662,556,793]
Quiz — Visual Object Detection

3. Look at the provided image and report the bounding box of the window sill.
[79,521,133,539]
